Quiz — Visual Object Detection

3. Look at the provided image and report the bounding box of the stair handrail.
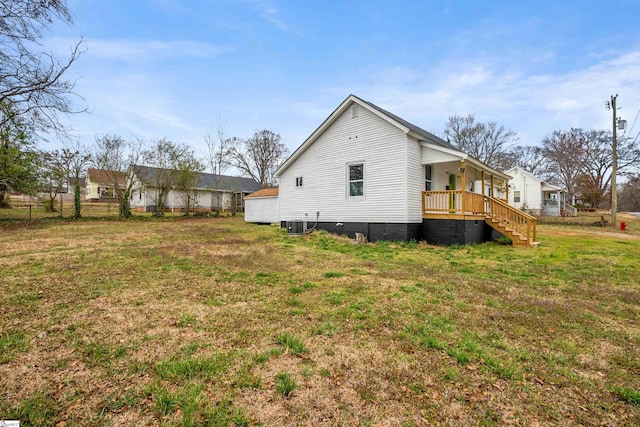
[485,195,537,244]
[561,200,578,216]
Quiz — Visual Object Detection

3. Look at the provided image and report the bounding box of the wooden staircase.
[484,216,535,247]
[484,197,538,247]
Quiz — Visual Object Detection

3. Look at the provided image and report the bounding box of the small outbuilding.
[244,188,279,224]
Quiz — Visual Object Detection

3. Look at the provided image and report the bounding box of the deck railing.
[422,190,537,244]
[422,190,462,213]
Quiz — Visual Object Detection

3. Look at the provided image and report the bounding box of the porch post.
[460,161,466,213]
[481,171,485,196]
[505,179,509,202]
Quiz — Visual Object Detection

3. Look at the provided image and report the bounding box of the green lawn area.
[1,213,639,426]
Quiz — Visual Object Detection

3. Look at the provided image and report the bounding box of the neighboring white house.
[129,165,262,213]
[244,188,279,223]
[506,166,577,217]
[269,94,533,245]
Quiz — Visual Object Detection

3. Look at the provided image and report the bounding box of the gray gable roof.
[133,165,262,192]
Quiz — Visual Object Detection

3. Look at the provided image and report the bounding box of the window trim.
[347,162,365,198]
[425,164,433,191]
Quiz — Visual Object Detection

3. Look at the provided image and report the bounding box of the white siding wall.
[279,104,410,223]
[432,161,461,190]
[245,197,279,223]
[130,187,234,211]
[406,136,424,222]
[509,170,542,210]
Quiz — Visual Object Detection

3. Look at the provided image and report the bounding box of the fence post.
[29,205,32,221]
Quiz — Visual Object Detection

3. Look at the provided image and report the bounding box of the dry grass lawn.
[1,213,639,426]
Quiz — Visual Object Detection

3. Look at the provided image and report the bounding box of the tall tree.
[203,120,234,213]
[63,141,91,219]
[444,114,518,170]
[0,101,38,206]
[92,134,144,218]
[542,129,588,205]
[579,129,640,208]
[231,129,288,187]
[0,0,85,134]
[38,149,66,212]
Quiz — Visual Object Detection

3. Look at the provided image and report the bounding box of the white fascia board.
[541,182,563,191]
[275,95,411,177]
[419,140,467,160]
[246,195,279,200]
[506,166,542,183]
[465,157,512,181]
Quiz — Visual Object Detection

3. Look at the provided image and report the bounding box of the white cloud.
[84,39,234,61]
[336,49,640,145]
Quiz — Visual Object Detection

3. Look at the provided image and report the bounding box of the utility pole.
[608,95,618,228]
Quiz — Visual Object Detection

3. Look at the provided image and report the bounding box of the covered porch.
[420,153,537,247]
[541,185,577,217]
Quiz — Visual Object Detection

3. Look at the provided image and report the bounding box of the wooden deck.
[422,190,537,247]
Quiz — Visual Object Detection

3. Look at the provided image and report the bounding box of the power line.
[626,107,640,136]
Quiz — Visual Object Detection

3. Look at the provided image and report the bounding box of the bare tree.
[542,129,588,205]
[618,174,640,212]
[92,134,144,217]
[579,129,640,208]
[230,129,288,187]
[203,120,234,214]
[505,145,549,177]
[63,141,91,219]
[444,114,518,170]
[175,151,204,216]
[0,0,85,135]
[38,149,66,212]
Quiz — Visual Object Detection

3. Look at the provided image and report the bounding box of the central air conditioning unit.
[286,220,306,235]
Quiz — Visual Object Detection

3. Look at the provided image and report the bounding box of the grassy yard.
[1,213,639,426]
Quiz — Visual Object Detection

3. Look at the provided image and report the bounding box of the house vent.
[351,104,359,118]
[286,220,306,235]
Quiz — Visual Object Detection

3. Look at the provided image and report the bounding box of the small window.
[295,176,303,187]
[348,163,364,197]
[425,165,433,191]
[514,191,521,203]
[351,104,359,118]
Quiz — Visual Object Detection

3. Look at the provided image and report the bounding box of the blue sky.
[48,0,640,157]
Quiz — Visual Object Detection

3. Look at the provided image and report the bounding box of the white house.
[244,188,279,223]
[129,165,262,213]
[506,166,577,217]
[271,94,537,246]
